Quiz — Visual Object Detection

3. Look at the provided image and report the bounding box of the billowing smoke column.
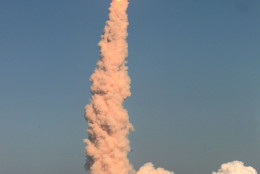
[84,1,258,174]
[84,0,134,174]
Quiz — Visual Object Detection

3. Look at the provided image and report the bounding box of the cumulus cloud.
[137,163,174,174]
[213,161,257,174]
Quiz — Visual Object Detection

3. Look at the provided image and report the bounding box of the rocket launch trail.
[84,0,134,174]
[84,1,258,174]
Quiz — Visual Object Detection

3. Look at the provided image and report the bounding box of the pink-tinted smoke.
[84,1,258,174]
[84,0,134,174]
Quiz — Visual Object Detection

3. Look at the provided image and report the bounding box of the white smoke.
[213,161,257,174]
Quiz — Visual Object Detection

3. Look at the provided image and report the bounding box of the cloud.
[213,161,257,174]
[137,163,174,174]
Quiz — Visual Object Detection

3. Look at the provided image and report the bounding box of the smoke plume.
[84,1,258,174]
[84,0,134,174]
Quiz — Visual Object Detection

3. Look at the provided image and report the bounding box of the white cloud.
[213,161,257,174]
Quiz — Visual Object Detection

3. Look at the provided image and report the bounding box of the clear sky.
[0,0,259,174]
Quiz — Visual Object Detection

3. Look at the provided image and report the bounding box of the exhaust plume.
[84,0,134,174]
[84,1,258,174]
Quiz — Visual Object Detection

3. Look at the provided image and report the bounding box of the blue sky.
[0,0,259,174]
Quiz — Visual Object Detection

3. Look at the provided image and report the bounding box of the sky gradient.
[0,0,259,174]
